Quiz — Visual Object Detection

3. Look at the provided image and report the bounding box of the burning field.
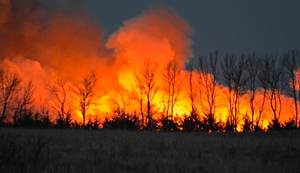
[0,0,300,131]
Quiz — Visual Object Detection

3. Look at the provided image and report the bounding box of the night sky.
[86,0,300,65]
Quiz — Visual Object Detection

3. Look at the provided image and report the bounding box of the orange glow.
[295,68,300,91]
[0,1,298,130]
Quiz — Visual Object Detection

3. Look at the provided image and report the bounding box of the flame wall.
[0,0,298,130]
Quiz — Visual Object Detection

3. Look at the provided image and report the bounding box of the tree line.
[0,50,299,132]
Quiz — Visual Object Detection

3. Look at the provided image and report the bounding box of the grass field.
[0,128,300,173]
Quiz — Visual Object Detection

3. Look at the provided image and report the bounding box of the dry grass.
[0,128,300,173]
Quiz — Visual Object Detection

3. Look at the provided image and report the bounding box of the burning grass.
[1,128,300,173]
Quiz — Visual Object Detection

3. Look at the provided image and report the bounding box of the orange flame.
[0,1,298,130]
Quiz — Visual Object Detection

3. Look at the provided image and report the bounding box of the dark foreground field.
[0,128,300,173]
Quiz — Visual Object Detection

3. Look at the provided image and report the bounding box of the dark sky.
[85,0,300,64]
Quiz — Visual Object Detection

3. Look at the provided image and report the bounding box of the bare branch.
[0,69,22,125]
[72,71,99,127]
[133,58,159,130]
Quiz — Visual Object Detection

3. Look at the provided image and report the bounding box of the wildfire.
[0,0,298,131]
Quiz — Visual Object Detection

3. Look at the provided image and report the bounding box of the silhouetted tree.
[0,69,21,126]
[242,113,252,131]
[47,78,72,128]
[187,65,197,116]
[283,50,299,128]
[130,86,145,129]
[13,80,36,127]
[161,59,183,122]
[83,115,101,129]
[92,115,101,129]
[71,120,82,129]
[264,55,286,130]
[201,113,217,132]
[40,113,52,128]
[38,97,52,128]
[133,58,159,130]
[256,58,270,130]
[268,118,282,130]
[102,109,141,130]
[221,54,247,131]
[181,113,200,131]
[72,71,98,128]
[221,54,235,130]
[109,85,132,118]
[283,118,297,130]
[232,55,247,131]
[197,51,219,131]
[159,113,180,131]
[245,52,260,131]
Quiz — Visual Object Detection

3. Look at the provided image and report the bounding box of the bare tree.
[283,50,299,128]
[197,51,219,130]
[72,71,98,127]
[133,58,159,130]
[0,69,22,126]
[297,56,300,127]
[130,86,145,129]
[256,58,269,130]
[187,65,197,117]
[38,96,52,128]
[109,85,132,117]
[264,55,285,129]
[221,54,235,130]
[233,55,248,131]
[161,59,183,121]
[245,52,260,131]
[13,81,36,125]
[47,78,72,127]
[257,55,286,130]
[221,54,247,131]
